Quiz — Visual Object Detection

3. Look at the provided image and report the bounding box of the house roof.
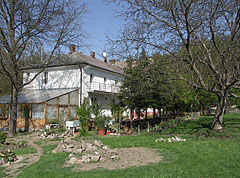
[22,52,125,76]
[0,89,78,104]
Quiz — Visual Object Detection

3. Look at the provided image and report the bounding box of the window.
[90,74,93,83]
[26,73,30,81]
[44,72,48,84]
[47,106,57,119]
[104,77,106,84]
[32,104,44,119]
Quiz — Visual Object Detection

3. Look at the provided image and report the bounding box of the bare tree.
[108,0,240,130]
[0,0,87,136]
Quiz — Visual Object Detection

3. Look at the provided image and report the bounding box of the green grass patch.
[16,113,240,178]
[14,146,37,155]
[160,113,240,138]
[33,141,42,145]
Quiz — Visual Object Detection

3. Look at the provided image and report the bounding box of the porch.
[0,89,80,130]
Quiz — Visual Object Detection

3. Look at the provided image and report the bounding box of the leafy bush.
[0,132,7,144]
[94,115,111,129]
[76,104,91,136]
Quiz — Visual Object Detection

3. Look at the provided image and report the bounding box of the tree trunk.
[211,93,227,130]
[9,87,18,136]
[153,108,156,119]
[145,110,147,119]
[130,108,133,128]
[24,105,30,132]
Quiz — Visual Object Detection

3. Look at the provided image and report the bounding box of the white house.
[0,45,125,129]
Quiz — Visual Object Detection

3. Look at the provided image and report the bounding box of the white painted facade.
[23,63,124,117]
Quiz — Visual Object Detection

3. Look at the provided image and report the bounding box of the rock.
[68,157,77,165]
[67,144,75,149]
[82,155,91,163]
[81,143,87,151]
[93,140,103,147]
[74,149,83,154]
[52,150,57,153]
[108,150,118,156]
[86,146,98,152]
[111,155,118,160]
[18,142,25,147]
[91,155,101,162]
[64,138,72,143]
[68,153,75,158]
[76,159,83,164]
[43,132,48,137]
[55,143,67,152]
[102,146,109,150]
[65,149,73,153]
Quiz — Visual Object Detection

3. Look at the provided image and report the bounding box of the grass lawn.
[15,114,240,178]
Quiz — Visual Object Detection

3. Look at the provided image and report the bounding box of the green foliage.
[94,115,111,129]
[90,102,104,118]
[76,104,91,136]
[0,132,7,144]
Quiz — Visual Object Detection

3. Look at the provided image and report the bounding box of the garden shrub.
[76,104,91,136]
[0,132,7,144]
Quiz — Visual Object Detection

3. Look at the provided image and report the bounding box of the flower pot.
[97,128,106,136]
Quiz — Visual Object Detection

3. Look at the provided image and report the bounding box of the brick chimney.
[90,51,95,58]
[69,44,76,54]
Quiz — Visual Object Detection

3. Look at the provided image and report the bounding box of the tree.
[76,104,91,136]
[0,0,87,136]
[108,0,240,130]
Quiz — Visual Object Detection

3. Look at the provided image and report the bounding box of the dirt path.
[74,147,162,171]
[3,133,43,178]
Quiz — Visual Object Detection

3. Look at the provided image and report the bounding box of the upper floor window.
[26,73,30,81]
[104,77,106,84]
[90,74,93,83]
[44,72,48,84]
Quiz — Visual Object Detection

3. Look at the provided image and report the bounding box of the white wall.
[23,66,80,89]
[22,64,124,117]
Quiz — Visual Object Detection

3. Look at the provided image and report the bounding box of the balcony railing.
[86,82,120,93]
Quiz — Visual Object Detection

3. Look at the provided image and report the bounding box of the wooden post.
[57,97,59,121]
[44,102,47,125]
[29,104,32,119]
[67,94,70,121]
[138,125,140,135]
[19,104,22,120]
[6,104,8,119]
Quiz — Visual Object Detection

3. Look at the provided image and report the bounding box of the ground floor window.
[47,106,57,119]
[70,107,77,120]
[32,104,44,119]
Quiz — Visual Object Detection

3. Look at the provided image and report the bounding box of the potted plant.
[94,115,110,136]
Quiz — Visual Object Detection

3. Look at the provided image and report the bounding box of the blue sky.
[80,0,123,60]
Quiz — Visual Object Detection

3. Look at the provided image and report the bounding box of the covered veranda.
[0,88,79,130]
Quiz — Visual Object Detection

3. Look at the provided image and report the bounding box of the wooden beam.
[57,97,59,121]
[44,102,47,124]
[19,104,22,120]
[6,104,8,119]
[29,104,32,119]
[67,94,70,121]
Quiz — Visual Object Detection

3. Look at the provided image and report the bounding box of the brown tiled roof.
[70,52,124,75]
[22,52,125,76]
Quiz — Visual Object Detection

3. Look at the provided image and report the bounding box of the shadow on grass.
[161,113,240,138]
